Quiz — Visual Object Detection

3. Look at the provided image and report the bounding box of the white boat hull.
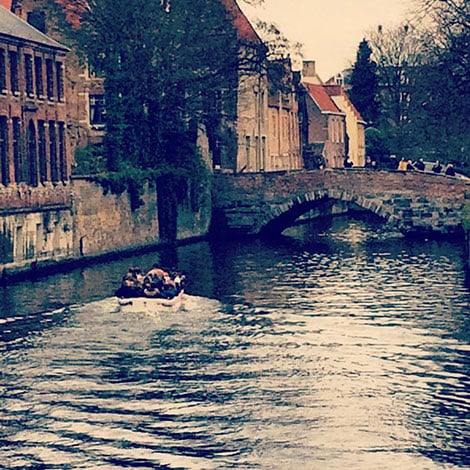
[117,291,184,311]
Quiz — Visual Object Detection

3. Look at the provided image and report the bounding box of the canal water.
[0,215,469,469]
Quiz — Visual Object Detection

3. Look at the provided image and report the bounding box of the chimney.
[302,60,316,79]
[302,60,323,84]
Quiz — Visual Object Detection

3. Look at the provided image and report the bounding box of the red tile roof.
[219,0,262,44]
[54,0,87,28]
[303,82,342,114]
[323,84,365,122]
[0,1,11,9]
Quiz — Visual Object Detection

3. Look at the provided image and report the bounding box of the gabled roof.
[219,0,263,44]
[0,5,68,51]
[303,82,342,114]
[323,84,365,122]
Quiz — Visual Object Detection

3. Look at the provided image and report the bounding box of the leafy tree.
[349,38,379,126]
[75,0,246,241]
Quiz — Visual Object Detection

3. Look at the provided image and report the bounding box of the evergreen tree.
[349,39,379,126]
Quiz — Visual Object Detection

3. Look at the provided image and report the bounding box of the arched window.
[28,120,38,186]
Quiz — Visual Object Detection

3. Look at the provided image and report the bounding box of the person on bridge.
[413,159,425,171]
[397,158,407,171]
[116,267,144,298]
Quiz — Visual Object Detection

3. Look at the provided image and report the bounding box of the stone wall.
[463,192,470,269]
[0,176,212,278]
[212,169,470,236]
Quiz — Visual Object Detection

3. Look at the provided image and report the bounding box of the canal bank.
[0,175,212,283]
[464,191,470,270]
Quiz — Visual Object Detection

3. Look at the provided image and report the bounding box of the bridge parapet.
[212,169,470,236]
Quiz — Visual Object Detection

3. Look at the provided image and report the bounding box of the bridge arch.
[212,169,470,237]
[258,190,388,236]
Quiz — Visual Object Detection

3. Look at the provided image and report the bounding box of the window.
[0,116,9,185]
[12,118,23,183]
[46,59,54,100]
[9,51,18,93]
[58,122,66,181]
[245,136,251,165]
[49,121,58,182]
[34,56,43,97]
[89,94,105,126]
[25,54,33,96]
[28,120,38,186]
[0,49,6,91]
[56,61,64,101]
[38,120,47,183]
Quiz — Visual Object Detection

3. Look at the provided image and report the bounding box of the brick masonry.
[212,169,470,236]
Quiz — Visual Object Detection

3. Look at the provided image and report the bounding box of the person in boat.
[444,163,456,176]
[115,267,144,298]
[173,272,186,293]
[432,160,442,174]
[142,264,168,298]
[159,274,179,299]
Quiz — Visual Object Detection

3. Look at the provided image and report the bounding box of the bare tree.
[367,23,430,127]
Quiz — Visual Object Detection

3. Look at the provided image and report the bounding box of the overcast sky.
[241,0,414,80]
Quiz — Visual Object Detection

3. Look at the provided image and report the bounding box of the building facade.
[0,5,74,268]
[215,0,303,174]
[266,59,302,172]
[11,0,105,167]
[0,5,69,186]
[300,81,346,169]
[324,84,366,167]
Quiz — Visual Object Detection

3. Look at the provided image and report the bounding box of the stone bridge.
[211,169,470,236]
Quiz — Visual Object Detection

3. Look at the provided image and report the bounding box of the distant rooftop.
[220,0,263,44]
[303,82,342,114]
[0,5,68,51]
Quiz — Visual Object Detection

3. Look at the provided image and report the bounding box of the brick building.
[0,5,69,186]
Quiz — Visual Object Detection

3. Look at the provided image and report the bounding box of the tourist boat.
[117,290,185,311]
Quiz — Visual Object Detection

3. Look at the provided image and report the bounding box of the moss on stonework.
[463,192,470,231]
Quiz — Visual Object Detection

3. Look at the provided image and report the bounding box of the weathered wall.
[212,169,470,236]
[72,178,160,257]
[463,192,470,269]
[0,176,212,278]
[73,177,212,257]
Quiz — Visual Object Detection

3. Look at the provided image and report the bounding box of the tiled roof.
[323,84,365,122]
[0,0,11,9]
[220,0,263,44]
[0,5,68,50]
[54,0,87,29]
[303,82,342,114]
